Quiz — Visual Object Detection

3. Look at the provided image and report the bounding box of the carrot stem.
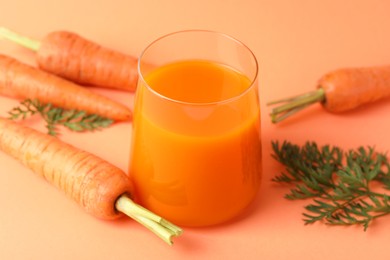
[0,27,41,51]
[268,88,325,123]
[115,195,183,245]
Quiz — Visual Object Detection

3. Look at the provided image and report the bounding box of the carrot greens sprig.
[271,141,390,230]
[8,99,113,136]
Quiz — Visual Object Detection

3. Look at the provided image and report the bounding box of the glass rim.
[137,29,259,106]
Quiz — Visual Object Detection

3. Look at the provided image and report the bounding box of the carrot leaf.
[8,99,113,136]
[272,140,390,231]
[8,99,40,119]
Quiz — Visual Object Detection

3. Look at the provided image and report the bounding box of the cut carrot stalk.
[0,118,182,245]
[268,89,325,123]
[0,27,138,92]
[0,27,40,51]
[116,196,182,245]
[268,66,390,123]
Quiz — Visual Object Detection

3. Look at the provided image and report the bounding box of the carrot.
[268,65,390,123]
[0,54,132,121]
[0,117,182,244]
[0,27,138,91]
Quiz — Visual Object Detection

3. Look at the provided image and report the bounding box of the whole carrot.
[0,117,182,245]
[0,54,132,121]
[0,27,138,91]
[268,65,390,122]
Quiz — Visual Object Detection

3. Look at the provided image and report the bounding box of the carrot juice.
[129,59,261,227]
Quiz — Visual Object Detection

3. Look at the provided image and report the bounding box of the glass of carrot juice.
[129,30,261,227]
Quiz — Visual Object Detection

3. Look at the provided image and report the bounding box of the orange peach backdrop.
[1,0,390,259]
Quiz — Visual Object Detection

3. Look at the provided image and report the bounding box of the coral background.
[1,1,390,259]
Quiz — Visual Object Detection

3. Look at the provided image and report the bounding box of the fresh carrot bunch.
[0,27,140,134]
[0,28,183,245]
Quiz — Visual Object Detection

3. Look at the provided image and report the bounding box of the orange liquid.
[130,60,261,227]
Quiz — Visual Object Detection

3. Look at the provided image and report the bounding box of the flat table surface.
[1,1,390,259]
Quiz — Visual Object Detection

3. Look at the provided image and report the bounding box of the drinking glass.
[129,30,261,227]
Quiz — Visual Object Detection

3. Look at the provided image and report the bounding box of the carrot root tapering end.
[115,195,183,245]
[268,88,325,123]
[0,27,41,51]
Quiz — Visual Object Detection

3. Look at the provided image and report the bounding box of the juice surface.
[145,60,252,103]
[130,60,261,226]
